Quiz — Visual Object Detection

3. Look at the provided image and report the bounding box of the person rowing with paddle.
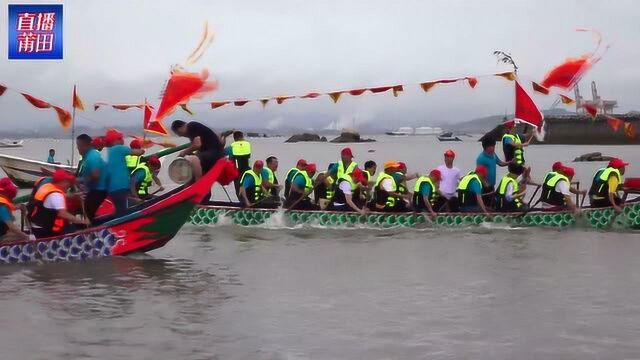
[540,165,581,214]
[284,159,307,197]
[261,156,281,198]
[337,147,358,179]
[457,165,491,215]
[286,163,318,210]
[494,164,527,212]
[328,168,368,214]
[314,163,338,210]
[0,178,30,241]
[588,158,628,212]
[239,160,268,208]
[412,169,443,217]
[130,156,163,201]
[372,161,411,212]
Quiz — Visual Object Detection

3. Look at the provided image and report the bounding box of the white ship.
[385,126,442,136]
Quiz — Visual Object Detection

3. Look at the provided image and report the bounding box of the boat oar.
[221,186,234,203]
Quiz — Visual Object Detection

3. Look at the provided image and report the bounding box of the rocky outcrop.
[330,129,376,143]
[573,152,615,162]
[285,133,327,143]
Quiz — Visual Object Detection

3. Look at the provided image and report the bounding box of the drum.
[168,158,193,184]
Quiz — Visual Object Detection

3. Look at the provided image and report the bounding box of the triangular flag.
[495,71,516,81]
[605,116,623,132]
[514,80,545,140]
[392,85,403,97]
[300,92,321,99]
[0,84,7,97]
[328,91,343,103]
[369,86,392,94]
[348,88,367,96]
[143,101,153,129]
[72,85,85,111]
[211,101,229,109]
[234,100,249,107]
[145,120,169,136]
[466,77,478,88]
[260,98,269,107]
[275,96,293,104]
[532,81,550,95]
[420,81,437,92]
[624,122,636,139]
[52,106,72,129]
[179,103,194,115]
[559,94,575,105]
[583,103,598,118]
[155,69,218,121]
[21,93,51,109]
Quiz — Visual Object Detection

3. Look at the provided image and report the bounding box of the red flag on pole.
[514,81,545,140]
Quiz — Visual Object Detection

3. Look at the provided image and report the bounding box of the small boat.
[0,158,230,265]
[189,200,640,231]
[0,154,76,188]
[437,132,462,142]
[414,127,442,136]
[0,140,24,148]
[385,127,414,136]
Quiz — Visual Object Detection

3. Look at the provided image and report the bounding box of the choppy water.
[1,136,639,359]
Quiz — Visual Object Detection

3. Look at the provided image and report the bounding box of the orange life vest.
[0,196,16,237]
[28,183,66,234]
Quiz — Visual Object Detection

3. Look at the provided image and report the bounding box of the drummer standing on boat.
[76,134,108,221]
[226,131,252,196]
[501,120,533,178]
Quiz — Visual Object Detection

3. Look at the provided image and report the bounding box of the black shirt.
[186,121,222,153]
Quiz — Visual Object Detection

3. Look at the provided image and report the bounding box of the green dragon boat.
[189,201,640,231]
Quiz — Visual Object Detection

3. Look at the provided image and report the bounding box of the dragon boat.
[189,199,640,231]
[0,159,234,265]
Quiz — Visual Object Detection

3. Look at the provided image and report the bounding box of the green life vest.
[541,172,569,206]
[395,172,407,194]
[290,171,313,199]
[332,174,356,205]
[337,161,357,179]
[132,162,153,196]
[589,167,621,199]
[375,172,397,208]
[502,133,524,165]
[413,176,437,208]
[125,154,141,171]
[457,172,482,206]
[285,168,301,196]
[230,140,252,156]
[240,169,263,202]
[496,175,521,209]
[326,175,335,200]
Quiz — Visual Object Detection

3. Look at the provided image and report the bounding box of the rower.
[130,156,163,201]
[226,131,252,196]
[394,162,419,196]
[239,160,266,208]
[28,170,90,239]
[362,160,377,201]
[457,166,490,214]
[76,134,108,221]
[543,161,565,184]
[0,178,29,241]
[494,164,527,212]
[329,168,368,214]
[372,161,409,212]
[540,165,580,213]
[261,156,281,197]
[337,147,358,179]
[412,169,443,217]
[286,163,317,210]
[314,163,337,210]
[284,159,307,197]
[125,139,142,173]
[501,120,532,179]
[105,129,145,216]
[589,158,628,211]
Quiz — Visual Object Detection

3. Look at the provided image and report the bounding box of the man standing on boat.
[286,163,317,210]
[540,166,581,214]
[476,138,509,205]
[226,131,252,196]
[457,166,491,215]
[76,134,108,221]
[589,158,628,212]
[337,147,358,179]
[412,169,443,217]
[104,129,145,215]
[436,149,461,211]
[0,178,30,241]
[29,170,90,238]
[501,120,533,176]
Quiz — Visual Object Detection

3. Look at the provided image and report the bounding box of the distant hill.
[445,109,574,133]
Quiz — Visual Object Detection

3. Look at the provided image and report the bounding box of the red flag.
[52,106,72,129]
[514,81,545,139]
[624,122,636,139]
[495,71,516,81]
[0,84,7,97]
[233,100,249,107]
[532,81,550,95]
[348,88,367,96]
[606,116,623,132]
[466,77,478,88]
[559,94,575,104]
[112,104,144,110]
[368,86,392,94]
[540,57,591,89]
[72,85,85,111]
[211,101,229,109]
[420,81,437,92]
[275,96,293,104]
[21,93,51,109]
[155,68,218,121]
[146,120,169,136]
[328,91,343,103]
[392,85,403,97]
[583,103,598,118]
[300,92,321,99]
[143,102,153,129]
[179,103,194,115]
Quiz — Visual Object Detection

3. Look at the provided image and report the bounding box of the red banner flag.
[420,81,437,92]
[155,68,218,121]
[606,116,624,132]
[233,100,249,107]
[260,98,269,107]
[583,103,598,118]
[179,103,194,115]
[541,57,591,90]
[559,94,575,104]
[348,88,367,96]
[21,93,51,109]
[495,71,516,81]
[515,81,545,139]
[275,96,294,104]
[0,84,7,97]
[328,91,343,103]
[72,85,85,111]
[369,86,392,94]
[211,101,229,109]
[392,85,403,97]
[624,122,636,139]
[466,77,478,88]
[52,106,72,129]
[532,81,550,95]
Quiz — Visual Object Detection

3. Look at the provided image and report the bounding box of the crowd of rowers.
[0,119,631,241]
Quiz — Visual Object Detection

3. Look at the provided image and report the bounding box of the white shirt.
[32,193,66,229]
[381,178,394,192]
[437,165,461,199]
[505,182,515,201]
[334,181,353,206]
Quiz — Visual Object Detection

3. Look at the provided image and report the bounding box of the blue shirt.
[106,145,132,192]
[0,205,13,223]
[467,178,482,194]
[224,146,232,157]
[242,173,256,189]
[80,148,107,191]
[418,182,433,197]
[292,173,306,188]
[132,169,146,187]
[47,155,55,163]
[476,151,502,187]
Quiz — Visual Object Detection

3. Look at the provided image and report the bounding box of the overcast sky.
[1,0,639,132]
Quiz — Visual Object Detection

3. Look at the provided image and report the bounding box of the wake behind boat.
[0,153,76,188]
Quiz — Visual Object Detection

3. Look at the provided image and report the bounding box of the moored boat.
[437,132,462,142]
[0,140,24,148]
[0,153,76,188]
[0,158,232,265]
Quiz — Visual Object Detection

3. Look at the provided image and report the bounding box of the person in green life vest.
[494,164,528,212]
[286,163,318,210]
[284,159,307,197]
[47,149,56,164]
[372,161,411,212]
[457,165,490,214]
[314,163,338,210]
[130,156,163,201]
[261,156,281,197]
[225,131,252,196]
[329,168,368,214]
[337,147,358,179]
[412,169,443,217]
[0,177,30,241]
[125,139,143,173]
[589,158,628,212]
[501,120,533,181]
[362,160,377,202]
[394,162,419,196]
[239,160,267,208]
[540,165,581,214]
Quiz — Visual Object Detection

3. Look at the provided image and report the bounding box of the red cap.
[552,161,563,171]
[296,159,307,168]
[147,156,161,168]
[105,129,124,146]
[562,166,575,177]
[352,168,366,184]
[475,165,488,177]
[53,169,76,184]
[430,169,442,180]
[341,147,354,158]
[91,136,105,148]
[398,162,407,170]
[130,139,142,149]
[444,149,455,157]
[504,120,516,129]
[0,177,18,199]
[608,158,629,169]
[254,160,264,168]
[306,163,317,173]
